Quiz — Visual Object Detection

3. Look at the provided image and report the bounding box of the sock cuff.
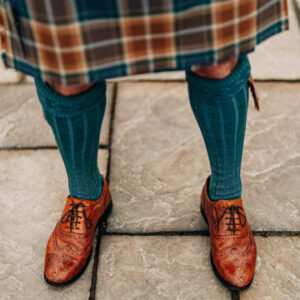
[185,55,251,98]
[35,79,106,117]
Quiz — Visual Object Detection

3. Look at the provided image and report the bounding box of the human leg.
[186,56,250,201]
[186,56,257,290]
[34,80,113,285]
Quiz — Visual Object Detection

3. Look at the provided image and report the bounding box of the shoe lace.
[61,202,92,232]
[217,205,247,234]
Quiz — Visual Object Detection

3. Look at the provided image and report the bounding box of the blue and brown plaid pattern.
[0,0,289,85]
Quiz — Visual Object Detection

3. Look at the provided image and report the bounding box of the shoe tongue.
[216,199,246,236]
[66,196,88,205]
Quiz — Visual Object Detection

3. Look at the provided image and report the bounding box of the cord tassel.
[248,75,260,111]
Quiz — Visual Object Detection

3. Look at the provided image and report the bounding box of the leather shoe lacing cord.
[61,202,92,232]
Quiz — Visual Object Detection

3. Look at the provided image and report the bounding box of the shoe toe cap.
[213,254,256,288]
[44,252,82,284]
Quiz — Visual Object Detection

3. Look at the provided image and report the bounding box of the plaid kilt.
[0,0,289,85]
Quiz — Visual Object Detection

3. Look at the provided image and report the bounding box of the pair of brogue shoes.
[44,176,256,291]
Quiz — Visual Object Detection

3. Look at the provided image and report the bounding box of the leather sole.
[200,205,254,291]
[44,199,113,287]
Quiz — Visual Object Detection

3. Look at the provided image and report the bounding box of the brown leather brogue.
[44,177,112,286]
[201,176,256,291]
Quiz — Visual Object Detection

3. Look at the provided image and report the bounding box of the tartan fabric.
[0,0,289,85]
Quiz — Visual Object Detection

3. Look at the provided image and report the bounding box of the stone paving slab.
[107,0,299,82]
[0,149,108,300]
[108,82,300,233]
[241,236,300,300]
[96,235,230,299]
[0,83,113,148]
[0,59,25,85]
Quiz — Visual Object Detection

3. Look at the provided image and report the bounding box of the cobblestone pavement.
[0,1,299,299]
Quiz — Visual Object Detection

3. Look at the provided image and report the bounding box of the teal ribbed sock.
[35,79,106,200]
[186,56,250,201]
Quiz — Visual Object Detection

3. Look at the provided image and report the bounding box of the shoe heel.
[200,205,208,225]
[97,199,113,228]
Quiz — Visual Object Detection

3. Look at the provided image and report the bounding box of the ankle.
[208,176,242,201]
[69,172,104,201]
